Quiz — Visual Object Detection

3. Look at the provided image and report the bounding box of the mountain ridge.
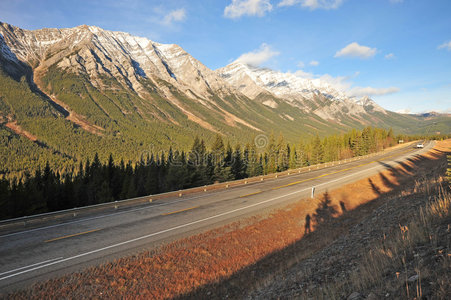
[0,22,449,177]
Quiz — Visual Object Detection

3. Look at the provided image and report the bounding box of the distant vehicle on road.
[416,143,424,148]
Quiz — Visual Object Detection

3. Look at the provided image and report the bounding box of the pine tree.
[266,134,277,173]
[289,145,297,169]
[211,134,225,165]
[187,137,208,187]
[311,135,324,165]
[231,143,245,180]
[297,140,308,167]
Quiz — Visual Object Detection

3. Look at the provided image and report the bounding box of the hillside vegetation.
[1,127,404,219]
[1,22,451,181]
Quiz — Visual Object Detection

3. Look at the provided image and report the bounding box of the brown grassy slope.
[7,141,450,300]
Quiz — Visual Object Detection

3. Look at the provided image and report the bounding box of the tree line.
[0,127,411,219]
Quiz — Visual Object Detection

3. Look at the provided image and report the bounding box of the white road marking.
[0,157,409,282]
[0,257,63,277]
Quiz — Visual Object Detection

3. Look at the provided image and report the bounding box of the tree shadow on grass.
[368,178,381,195]
[175,149,449,300]
[312,191,338,228]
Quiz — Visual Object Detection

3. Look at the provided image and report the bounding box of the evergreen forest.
[0,127,432,220]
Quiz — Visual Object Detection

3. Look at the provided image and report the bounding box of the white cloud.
[309,60,319,66]
[317,74,353,91]
[224,0,272,18]
[348,86,400,97]
[297,61,305,68]
[396,108,411,114]
[438,40,451,51]
[294,69,314,78]
[292,67,399,99]
[278,0,344,10]
[235,43,280,67]
[334,42,377,59]
[163,8,186,25]
[384,53,395,59]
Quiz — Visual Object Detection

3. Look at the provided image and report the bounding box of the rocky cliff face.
[0,22,234,101]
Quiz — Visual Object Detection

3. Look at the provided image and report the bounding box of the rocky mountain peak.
[217,61,388,120]
[0,22,233,100]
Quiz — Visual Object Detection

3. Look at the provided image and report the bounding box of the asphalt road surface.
[0,141,434,293]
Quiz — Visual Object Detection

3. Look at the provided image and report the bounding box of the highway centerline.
[44,228,102,243]
[240,191,262,198]
[161,206,199,216]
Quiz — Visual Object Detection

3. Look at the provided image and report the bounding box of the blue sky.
[1,0,450,113]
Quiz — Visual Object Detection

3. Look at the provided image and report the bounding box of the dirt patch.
[165,94,219,133]
[48,94,105,136]
[215,105,261,131]
[6,141,450,300]
[33,67,104,136]
[5,121,38,142]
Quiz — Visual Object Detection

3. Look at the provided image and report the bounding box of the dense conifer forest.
[1,126,433,220]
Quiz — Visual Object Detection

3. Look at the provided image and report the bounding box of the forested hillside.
[1,22,450,183]
[0,127,423,219]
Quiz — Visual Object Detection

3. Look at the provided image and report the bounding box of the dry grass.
[290,141,451,300]
[343,179,451,299]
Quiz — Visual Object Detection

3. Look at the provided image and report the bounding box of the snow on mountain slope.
[0,22,233,101]
[217,62,387,120]
[0,21,390,131]
[355,96,387,114]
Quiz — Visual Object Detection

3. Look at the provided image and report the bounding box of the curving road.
[0,141,434,293]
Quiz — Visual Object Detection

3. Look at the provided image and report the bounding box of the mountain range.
[0,22,449,174]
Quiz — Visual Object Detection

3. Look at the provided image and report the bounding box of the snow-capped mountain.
[0,22,232,100]
[217,61,347,101]
[217,62,387,121]
[2,21,419,149]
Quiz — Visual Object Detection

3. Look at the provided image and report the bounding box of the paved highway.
[0,141,434,293]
